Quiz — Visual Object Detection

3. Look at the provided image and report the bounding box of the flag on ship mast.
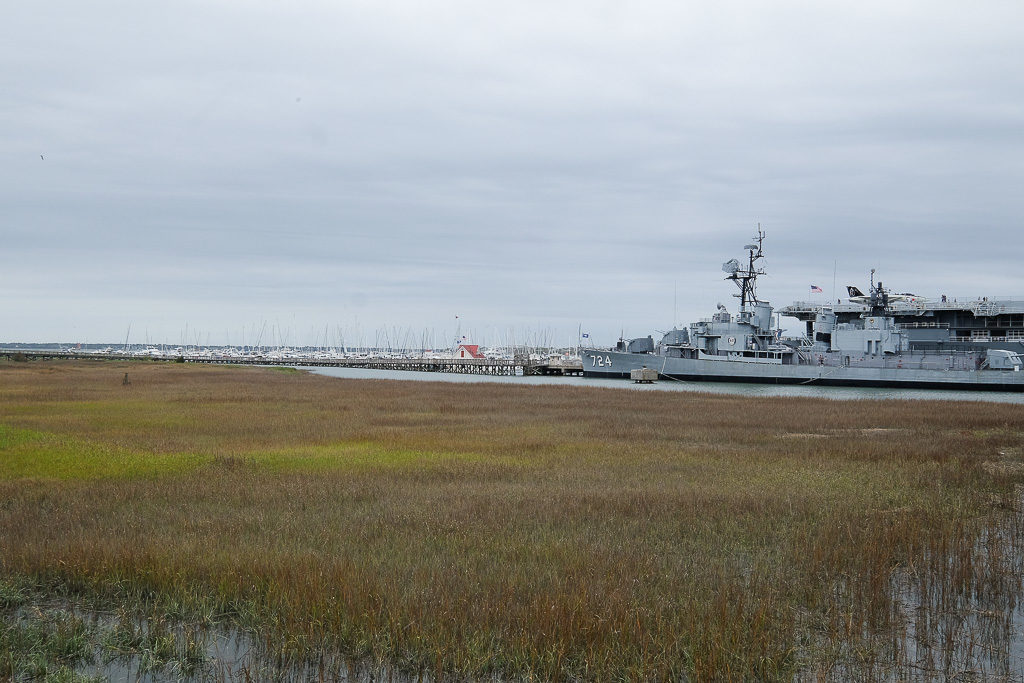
[810,285,823,294]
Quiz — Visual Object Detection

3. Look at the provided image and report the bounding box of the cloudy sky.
[4,1,1023,348]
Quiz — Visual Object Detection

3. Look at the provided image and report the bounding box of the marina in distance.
[6,229,1024,393]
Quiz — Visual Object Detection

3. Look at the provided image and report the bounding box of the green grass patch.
[0,419,522,480]
[0,424,205,481]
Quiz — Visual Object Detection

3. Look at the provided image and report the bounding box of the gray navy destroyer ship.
[581,228,1024,391]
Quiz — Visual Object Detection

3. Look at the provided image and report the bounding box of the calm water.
[304,366,1024,404]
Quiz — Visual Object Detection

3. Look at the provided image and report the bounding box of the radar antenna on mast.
[723,224,766,308]
[867,268,889,316]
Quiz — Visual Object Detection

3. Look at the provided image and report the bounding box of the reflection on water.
[305,366,1024,404]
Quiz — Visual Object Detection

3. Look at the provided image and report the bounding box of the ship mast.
[867,268,889,317]
[723,224,766,308]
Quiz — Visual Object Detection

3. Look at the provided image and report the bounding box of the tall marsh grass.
[2,360,1024,679]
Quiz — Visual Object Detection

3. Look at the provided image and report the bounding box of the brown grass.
[2,359,1024,679]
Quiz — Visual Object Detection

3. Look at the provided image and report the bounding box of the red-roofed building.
[456,344,485,359]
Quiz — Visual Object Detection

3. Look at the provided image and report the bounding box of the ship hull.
[580,349,1024,392]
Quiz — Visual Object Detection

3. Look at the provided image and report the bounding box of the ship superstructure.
[781,284,1024,353]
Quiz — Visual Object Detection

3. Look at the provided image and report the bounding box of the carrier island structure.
[580,229,1024,391]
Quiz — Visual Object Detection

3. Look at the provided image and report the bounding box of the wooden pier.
[0,350,584,377]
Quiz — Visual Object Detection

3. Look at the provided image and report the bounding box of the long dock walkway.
[0,350,584,377]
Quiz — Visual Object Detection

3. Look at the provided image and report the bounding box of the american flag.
[810,285,823,294]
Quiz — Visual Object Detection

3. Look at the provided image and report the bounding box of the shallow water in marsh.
[305,366,1024,404]
[12,528,1024,682]
[7,509,1024,681]
[5,601,418,682]
[864,506,1024,680]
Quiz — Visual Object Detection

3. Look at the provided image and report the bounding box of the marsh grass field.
[2,359,1024,680]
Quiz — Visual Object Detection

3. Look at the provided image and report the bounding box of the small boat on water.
[581,228,1024,391]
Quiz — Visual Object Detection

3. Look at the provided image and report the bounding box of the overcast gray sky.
[4,1,1023,347]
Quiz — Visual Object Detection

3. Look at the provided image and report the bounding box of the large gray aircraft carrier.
[581,229,1024,391]
[780,289,1024,353]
